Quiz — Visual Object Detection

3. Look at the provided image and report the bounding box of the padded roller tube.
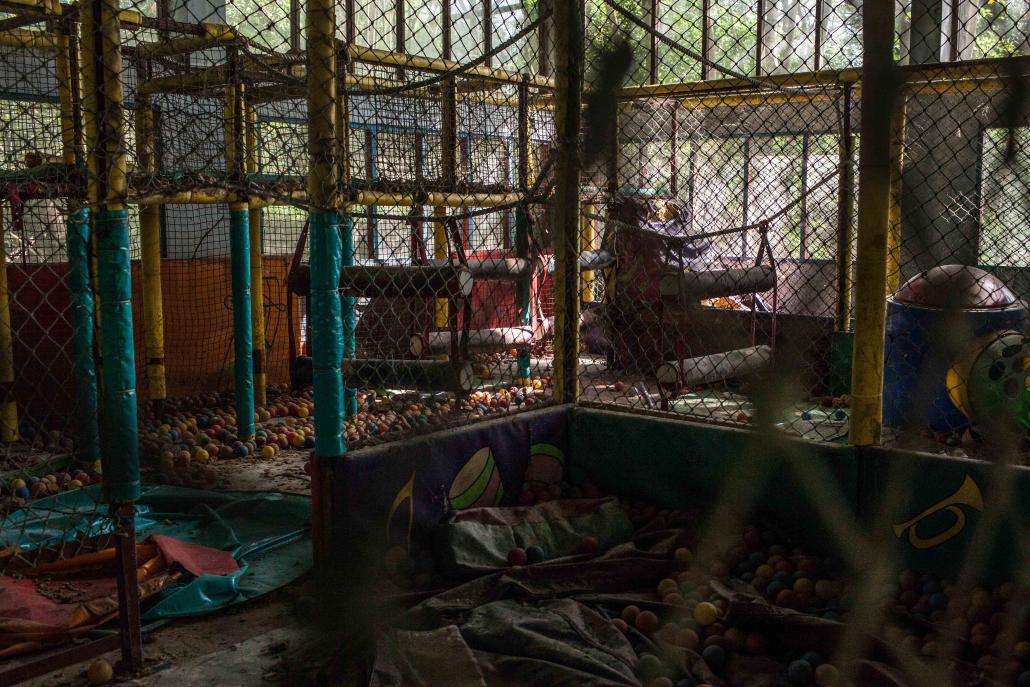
[288,263,474,299]
[342,359,474,393]
[429,257,533,280]
[655,345,773,386]
[411,327,535,357]
[659,265,776,300]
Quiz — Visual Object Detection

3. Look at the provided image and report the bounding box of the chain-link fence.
[0,0,1029,677]
[577,0,1030,457]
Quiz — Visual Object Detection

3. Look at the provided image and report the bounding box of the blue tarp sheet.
[0,484,312,619]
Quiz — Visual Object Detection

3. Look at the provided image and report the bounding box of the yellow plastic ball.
[693,601,719,626]
[673,547,693,567]
[814,579,837,600]
[814,663,839,687]
[87,659,113,685]
[10,478,25,490]
[657,578,678,595]
[755,564,774,579]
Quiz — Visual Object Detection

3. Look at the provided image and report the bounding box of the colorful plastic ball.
[87,659,114,685]
[575,536,599,554]
[788,660,813,685]
[814,664,840,687]
[621,605,641,624]
[507,548,528,566]
[635,610,659,634]
[13,486,29,499]
[693,601,718,626]
[701,645,725,671]
[658,578,679,595]
[675,628,700,650]
[814,579,836,600]
[612,618,628,633]
[801,651,824,666]
[674,547,693,567]
[525,545,545,564]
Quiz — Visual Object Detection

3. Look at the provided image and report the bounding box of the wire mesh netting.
[578,0,1030,460]
[1,0,1030,677]
[0,0,560,602]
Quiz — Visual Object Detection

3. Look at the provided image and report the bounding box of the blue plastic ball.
[701,645,725,671]
[787,660,813,685]
[767,580,786,597]
[801,411,813,421]
[929,592,947,611]
[800,651,824,666]
[14,486,29,499]
[526,546,546,564]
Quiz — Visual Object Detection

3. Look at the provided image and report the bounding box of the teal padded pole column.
[68,207,100,462]
[515,207,531,382]
[311,210,345,457]
[341,214,357,417]
[229,203,255,439]
[515,207,531,327]
[95,209,139,502]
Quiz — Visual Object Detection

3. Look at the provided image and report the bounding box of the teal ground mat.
[0,484,311,619]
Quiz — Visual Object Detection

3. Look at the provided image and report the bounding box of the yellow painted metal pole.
[135,95,167,407]
[580,204,595,303]
[436,77,456,331]
[886,97,907,297]
[78,0,103,390]
[849,0,897,447]
[245,103,267,408]
[552,0,583,404]
[0,207,17,441]
[433,206,448,327]
[308,0,345,566]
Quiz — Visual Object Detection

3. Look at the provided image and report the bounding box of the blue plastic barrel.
[883,266,1027,432]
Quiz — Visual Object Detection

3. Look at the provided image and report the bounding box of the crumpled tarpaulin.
[0,484,311,656]
[0,534,237,657]
[368,500,967,687]
[371,599,640,687]
[433,497,634,576]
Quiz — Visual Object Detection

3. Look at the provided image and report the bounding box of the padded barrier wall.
[329,406,1030,584]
